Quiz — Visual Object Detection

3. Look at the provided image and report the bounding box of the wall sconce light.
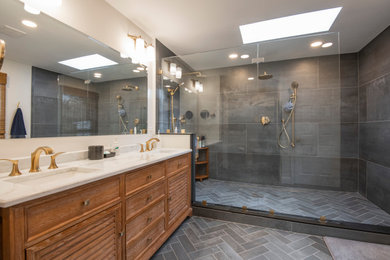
[167,62,182,79]
[176,67,182,79]
[169,62,176,75]
[122,34,155,65]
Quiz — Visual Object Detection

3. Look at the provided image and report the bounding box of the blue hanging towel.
[11,107,27,138]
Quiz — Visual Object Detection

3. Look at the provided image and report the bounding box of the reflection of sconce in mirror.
[121,34,154,65]
[133,118,140,126]
[122,84,139,91]
[261,116,270,125]
[167,62,182,79]
[192,80,204,93]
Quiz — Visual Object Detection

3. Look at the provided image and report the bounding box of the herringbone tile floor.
[151,216,332,260]
[195,179,390,227]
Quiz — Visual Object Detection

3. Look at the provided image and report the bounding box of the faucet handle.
[150,141,158,151]
[139,144,145,153]
[48,152,65,169]
[0,159,22,176]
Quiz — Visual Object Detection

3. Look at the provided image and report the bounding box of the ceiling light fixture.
[241,54,250,59]
[124,34,155,65]
[248,77,254,80]
[133,69,140,73]
[93,73,102,78]
[58,54,117,70]
[240,7,342,44]
[229,53,238,59]
[21,20,37,28]
[322,42,333,48]
[310,41,323,47]
[23,5,40,15]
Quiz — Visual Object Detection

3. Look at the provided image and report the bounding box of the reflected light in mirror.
[22,20,37,28]
[93,72,102,78]
[133,69,140,73]
[229,53,238,59]
[240,54,250,59]
[310,41,323,47]
[58,54,117,70]
[322,42,333,48]
[23,4,40,15]
[248,77,254,80]
[169,62,176,75]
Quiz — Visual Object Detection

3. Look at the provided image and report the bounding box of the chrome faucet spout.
[30,146,54,173]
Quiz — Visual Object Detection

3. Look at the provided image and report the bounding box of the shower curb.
[192,205,390,245]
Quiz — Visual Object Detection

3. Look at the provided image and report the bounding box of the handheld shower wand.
[278,81,299,149]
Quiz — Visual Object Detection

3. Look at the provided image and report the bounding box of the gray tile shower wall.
[358,26,390,214]
[201,53,359,191]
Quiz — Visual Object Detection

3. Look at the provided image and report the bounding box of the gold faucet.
[30,146,54,173]
[0,159,22,176]
[145,138,160,151]
[48,152,65,169]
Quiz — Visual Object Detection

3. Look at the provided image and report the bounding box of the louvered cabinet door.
[167,168,190,227]
[26,204,122,260]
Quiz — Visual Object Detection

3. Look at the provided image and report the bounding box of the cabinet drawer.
[125,162,165,195]
[167,170,189,226]
[126,199,165,243]
[25,177,121,242]
[126,217,165,260]
[166,154,190,176]
[126,180,165,220]
[26,204,121,260]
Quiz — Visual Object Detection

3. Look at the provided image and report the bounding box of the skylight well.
[239,7,342,44]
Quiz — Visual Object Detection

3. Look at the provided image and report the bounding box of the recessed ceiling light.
[93,73,102,78]
[23,4,40,15]
[58,54,117,70]
[164,85,170,88]
[229,53,238,59]
[133,69,140,73]
[137,67,145,71]
[322,42,333,48]
[248,77,254,80]
[21,20,37,28]
[239,7,342,44]
[310,41,323,47]
[241,54,250,59]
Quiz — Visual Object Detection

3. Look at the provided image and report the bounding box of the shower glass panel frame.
[158,32,390,234]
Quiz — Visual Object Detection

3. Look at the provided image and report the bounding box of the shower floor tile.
[195,179,390,227]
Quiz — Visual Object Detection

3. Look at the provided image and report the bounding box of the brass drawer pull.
[147,217,152,223]
[146,175,152,180]
[119,231,124,237]
[146,195,152,202]
[146,238,152,244]
[83,199,90,206]
[168,197,172,202]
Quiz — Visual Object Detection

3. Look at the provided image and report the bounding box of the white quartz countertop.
[0,148,192,208]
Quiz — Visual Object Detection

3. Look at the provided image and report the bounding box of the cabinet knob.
[146,175,152,180]
[146,195,152,202]
[119,231,124,237]
[168,197,172,202]
[83,199,90,206]
[146,238,152,244]
[147,217,152,223]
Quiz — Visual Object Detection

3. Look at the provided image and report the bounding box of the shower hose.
[278,95,297,149]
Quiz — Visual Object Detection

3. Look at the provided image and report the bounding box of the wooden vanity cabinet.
[0,152,192,260]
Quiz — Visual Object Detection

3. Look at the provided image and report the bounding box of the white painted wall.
[2,59,32,139]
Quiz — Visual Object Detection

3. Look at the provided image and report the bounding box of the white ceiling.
[106,0,390,55]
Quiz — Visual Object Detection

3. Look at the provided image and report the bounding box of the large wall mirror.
[0,0,147,138]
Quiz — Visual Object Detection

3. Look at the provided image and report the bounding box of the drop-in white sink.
[150,149,174,154]
[4,167,98,186]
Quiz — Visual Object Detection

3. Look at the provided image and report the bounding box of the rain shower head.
[258,72,273,80]
[122,84,139,91]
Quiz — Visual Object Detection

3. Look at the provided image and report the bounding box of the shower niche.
[157,32,390,237]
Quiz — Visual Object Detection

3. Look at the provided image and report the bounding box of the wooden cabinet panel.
[167,169,189,227]
[126,180,165,220]
[25,177,121,242]
[166,154,190,176]
[26,204,122,260]
[126,216,165,260]
[125,162,165,196]
[126,199,165,243]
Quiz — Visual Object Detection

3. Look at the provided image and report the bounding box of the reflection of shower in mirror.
[116,95,129,133]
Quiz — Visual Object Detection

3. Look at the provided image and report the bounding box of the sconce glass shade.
[195,80,201,91]
[170,63,177,75]
[123,36,135,58]
[199,83,204,93]
[146,45,155,62]
[176,67,182,79]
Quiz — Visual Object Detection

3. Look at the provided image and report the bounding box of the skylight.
[239,7,342,44]
[58,54,117,70]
